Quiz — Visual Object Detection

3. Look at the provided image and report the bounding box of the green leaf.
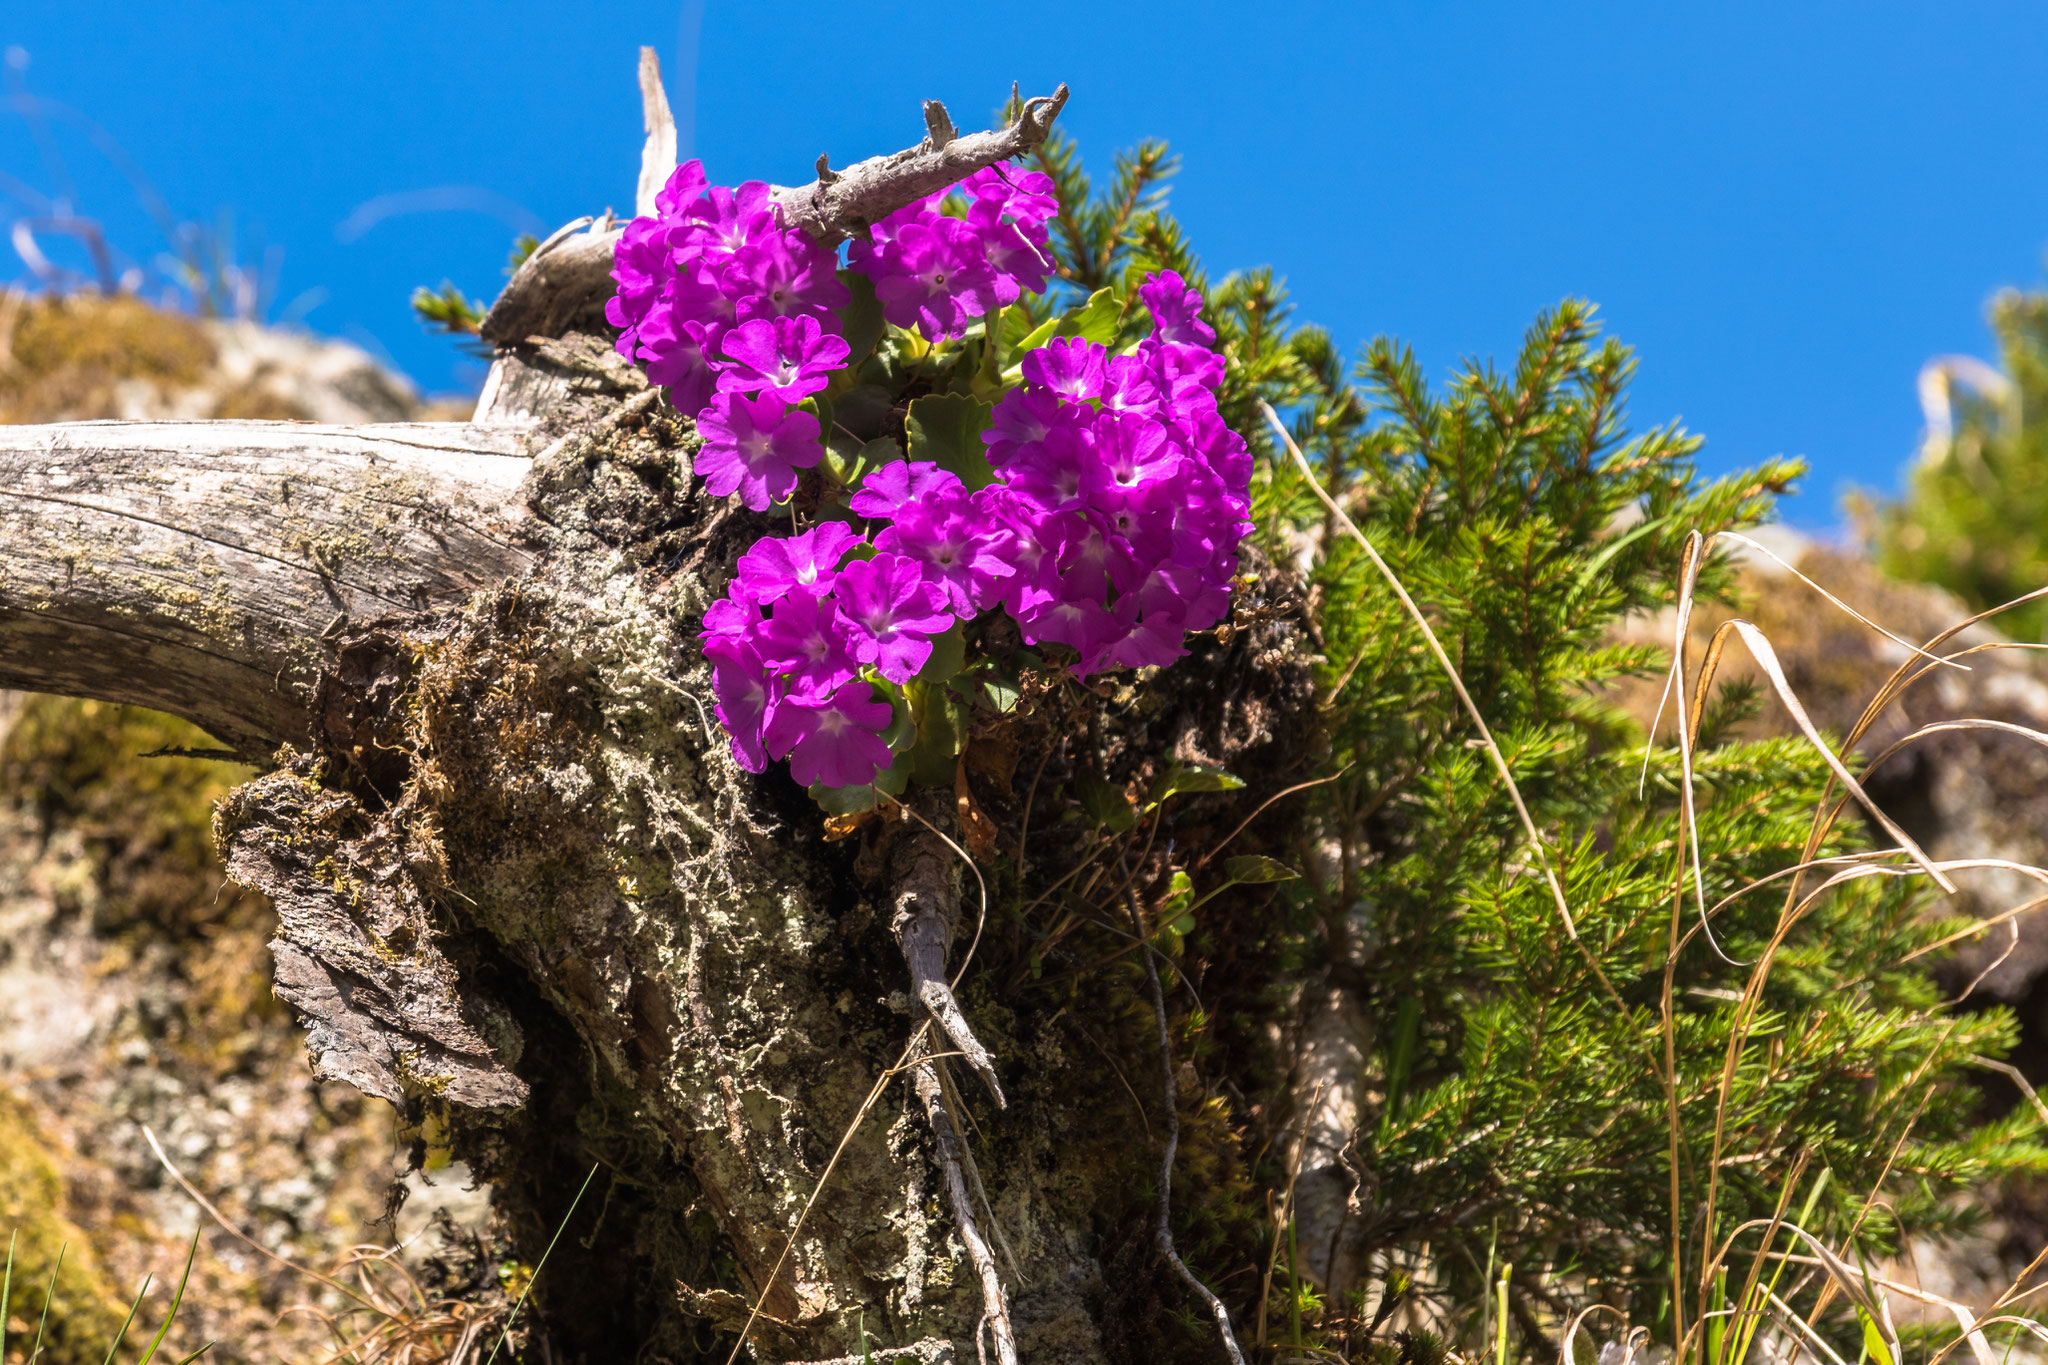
[972,303,1008,401]
[1223,854,1299,885]
[975,673,1021,713]
[1007,287,1123,368]
[1058,287,1124,345]
[880,690,916,750]
[831,436,902,493]
[915,622,968,685]
[811,782,880,815]
[904,683,969,787]
[1146,762,1245,809]
[1078,771,1136,834]
[1858,1310,1894,1365]
[905,394,996,489]
[836,270,886,369]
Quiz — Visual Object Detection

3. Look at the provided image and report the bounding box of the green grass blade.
[133,1228,201,1365]
[483,1162,602,1365]
[169,1344,214,1365]
[3,1227,16,1363]
[32,1243,67,1365]
[100,1273,153,1365]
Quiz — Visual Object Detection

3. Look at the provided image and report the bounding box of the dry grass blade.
[1262,402,1579,938]
[722,1023,933,1365]
[1714,530,1971,672]
[143,1125,366,1307]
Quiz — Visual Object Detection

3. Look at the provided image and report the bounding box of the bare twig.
[1124,891,1249,1365]
[886,797,1018,1362]
[911,1047,1019,1365]
[891,800,1005,1107]
[772,87,1070,247]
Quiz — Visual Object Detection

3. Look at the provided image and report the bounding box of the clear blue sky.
[6,2,2048,525]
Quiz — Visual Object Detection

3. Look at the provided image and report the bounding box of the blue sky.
[6,2,2048,525]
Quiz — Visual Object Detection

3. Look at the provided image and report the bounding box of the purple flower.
[971,487,1055,616]
[674,180,775,257]
[1054,512,1141,600]
[654,160,711,218]
[755,585,862,700]
[1017,592,1123,673]
[874,496,1014,615]
[1084,413,1184,498]
[694,393,824,511]
[1099,355,1162,420]
[849,460,966,519]
[722,235,851,326]
[704,633,777,772]
[717,315,849,402]
[637,315,724,416]
[701,595,762,640]
[732,522,860,604]
[606,216,673,352]
[1144,340,1226,416]
[1104,567,1203,671]
[1022,337,1105,403]
[863,218,994,341]
[962,166,1058,237]
[983,387,1070,469]
[763,680,896,789]
[970,220,1053,306]
[1138,270,1216,349]
[1002,423,1092,513]
[835,553,956,683]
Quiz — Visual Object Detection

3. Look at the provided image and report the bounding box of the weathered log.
[0,419,534,756]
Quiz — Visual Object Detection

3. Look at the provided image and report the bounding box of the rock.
[0,290,432,424]
[1617,542,2048,999]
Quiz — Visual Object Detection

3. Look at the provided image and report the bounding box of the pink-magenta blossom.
[717,315,849,402]
[835,553,956,683]
[754,585,863,701]
[694,393,824,511]
[849,460,965,519]
[763,681,896,788]
[731,522,860,604]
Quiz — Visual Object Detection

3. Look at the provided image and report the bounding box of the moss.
[0,1096,136,1363]
[0,294,215,423]
[0,697,280,1071]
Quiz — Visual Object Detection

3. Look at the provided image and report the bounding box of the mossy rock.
[0,697,279,1069]
[0,294,215,423]
[0,1096,136,1363]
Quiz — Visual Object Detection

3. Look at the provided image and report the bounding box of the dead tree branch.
[481,69,1068,348]
[771,85,1070,247]
[0,419,534,754]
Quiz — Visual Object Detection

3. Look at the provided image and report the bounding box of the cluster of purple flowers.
[607,159,1250,792]
[848,166,1059,341]
[698,269,1249,790]
[606,161,851,510]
